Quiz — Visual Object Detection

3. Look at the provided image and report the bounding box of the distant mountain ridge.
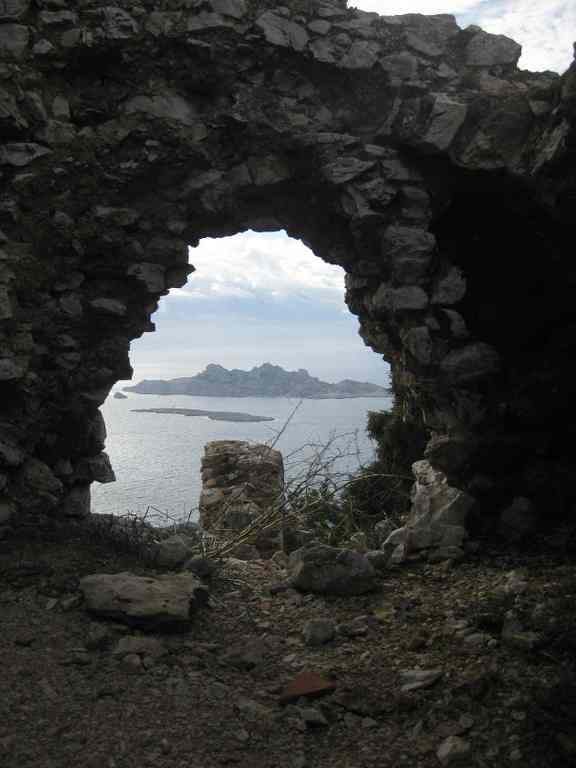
[124,363,390,399]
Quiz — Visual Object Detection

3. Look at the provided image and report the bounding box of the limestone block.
[440,343,500,384]
[0,143,51,167]
[424,435,475,473]
[411,460,474,528]
[466,30,521,67]
[36,120,76,146]
[145,11,180,37]
[374,517,397,545]
[0,0,29,20]
[60,29,87,49]
[52,96,70,120]
[74,453,115,484]
[0,89,28,132]
[124,92,197,126]
[0,439,24,467]
[323,157,375,184]
[187,12,231,32]
[0,358,24,380]
[127,263,166,293]
[63,484,91,518]
[89,298,127,316]
[155,534,200,569]
[382,225,435,276]
[39,10,77,26]
[0,499,15,525]
[0,24,29,58]
[288,544,376,595]
[372,285,429,313]
[59,294,83,318]
[422,95,467,152]
[402,326,432,365]
[80,572,208,629]
[210,0,247,19]
[310,38,337,64]
[0,286,12,320]
[256,11,309,51]
[247,155,292,186]
[308,19,331,35]
[432,267,467,305]
[93,206,139,227]
[442,309,469,338]
[341,40,380,69]
[33,39,55,55]
[380,52,418,80]
[99,7,138,40]
[14,458,63,510]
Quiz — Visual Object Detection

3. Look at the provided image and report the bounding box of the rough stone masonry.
[0,0,575,541]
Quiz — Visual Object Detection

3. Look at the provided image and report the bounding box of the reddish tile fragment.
[279,670,336,704]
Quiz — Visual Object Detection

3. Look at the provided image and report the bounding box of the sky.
[126,0,572,388]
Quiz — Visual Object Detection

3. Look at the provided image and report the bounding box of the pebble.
[62,650,92,667]
[437,735,471,765]
[85,623,111,651]
[303,618,336,647]
[299,706,328,727]
[463,632,491,647]
[120,653,142,674]
[400,669,443,692]
[225,636,267,670]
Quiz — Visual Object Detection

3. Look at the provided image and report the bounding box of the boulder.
[374,517,397,545]
[288,544,376,595]
[80,572,208,629]
[154,534,201,568]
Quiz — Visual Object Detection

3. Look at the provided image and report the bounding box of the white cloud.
[353,0,479,13]
[353,0,575,73]
[177,230,345,306]
[470,0,575,73]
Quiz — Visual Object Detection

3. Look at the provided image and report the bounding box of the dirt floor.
[1,514,575,768]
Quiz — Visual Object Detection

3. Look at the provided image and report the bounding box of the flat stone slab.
[80,571,208,629]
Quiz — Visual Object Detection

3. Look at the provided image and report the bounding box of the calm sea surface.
[92,393,393,525]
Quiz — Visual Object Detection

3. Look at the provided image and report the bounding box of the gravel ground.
[1,516,575,768]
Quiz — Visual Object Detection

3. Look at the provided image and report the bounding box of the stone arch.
[1,0,575,538]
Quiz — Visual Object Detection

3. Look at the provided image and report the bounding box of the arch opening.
[91,229,392,523]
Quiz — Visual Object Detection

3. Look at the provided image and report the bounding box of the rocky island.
[123,363,390,399]
[131,408,274,423]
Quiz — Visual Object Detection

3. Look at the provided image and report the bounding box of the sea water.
[92,392,393,525]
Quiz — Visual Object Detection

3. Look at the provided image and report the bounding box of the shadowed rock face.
[0,0,575,535]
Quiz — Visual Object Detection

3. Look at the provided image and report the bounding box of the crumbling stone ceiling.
[0,0,575,528]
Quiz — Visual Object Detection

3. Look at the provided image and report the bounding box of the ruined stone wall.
[0,0,575,536]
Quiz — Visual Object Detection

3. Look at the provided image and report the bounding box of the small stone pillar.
[199,440,284,536]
